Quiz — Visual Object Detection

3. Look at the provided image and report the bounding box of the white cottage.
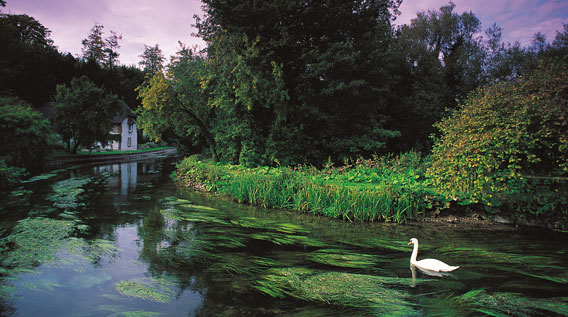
[109,104,138,151]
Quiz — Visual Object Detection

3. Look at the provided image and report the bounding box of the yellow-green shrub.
[428,60,568,212]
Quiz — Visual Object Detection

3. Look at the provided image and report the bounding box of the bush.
[0,96,57,168]
[427,60,568,215]
[0,158,28,193]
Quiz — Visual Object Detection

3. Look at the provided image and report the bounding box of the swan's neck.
[410,242,418,263]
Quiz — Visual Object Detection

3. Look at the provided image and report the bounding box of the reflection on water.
[0,157,567,316]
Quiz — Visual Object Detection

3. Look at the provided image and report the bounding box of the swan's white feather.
[412,258,460,272]
[408,238,459,272]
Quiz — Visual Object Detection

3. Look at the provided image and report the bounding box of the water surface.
[1,158,567,316]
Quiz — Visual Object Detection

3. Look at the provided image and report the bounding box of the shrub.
[427,60,568,215]
[0,96,57,168]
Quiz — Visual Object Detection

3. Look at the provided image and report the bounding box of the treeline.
[0,2,149,189]
[0,0,168,168]
[138,1,567,168]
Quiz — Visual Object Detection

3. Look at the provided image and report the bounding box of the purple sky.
[4,0,567,66]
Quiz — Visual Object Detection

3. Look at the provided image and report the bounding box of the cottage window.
[128,123,133,132]
[127,137,131,147]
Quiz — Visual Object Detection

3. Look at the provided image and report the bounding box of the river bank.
[175,155,568,231]
[44,147,178,168]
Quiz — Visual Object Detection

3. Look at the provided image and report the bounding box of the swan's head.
[408,238,418,245]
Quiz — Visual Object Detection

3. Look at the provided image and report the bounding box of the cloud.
[4,0,567,65]
[394,0,567,46]
[4,0,205,66]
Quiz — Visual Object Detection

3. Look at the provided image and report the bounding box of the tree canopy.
[53,76,125,153]
[193,0,403,165]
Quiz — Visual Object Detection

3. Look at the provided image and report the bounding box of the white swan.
[408,238,459,272]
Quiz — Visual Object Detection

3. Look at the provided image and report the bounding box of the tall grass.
[176,154,430,223]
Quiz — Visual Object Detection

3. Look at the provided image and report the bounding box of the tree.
[0,13,74,106]
[137,45,217,159]
[0,96,56,168]
[53,76,124,153]
[104,30,122,69]
[390,2,486,151]
[81,23,106,64]
[195,0,401,165]
[139,44,165,75]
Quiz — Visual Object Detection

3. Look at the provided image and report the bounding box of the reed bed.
[176,154,431,223]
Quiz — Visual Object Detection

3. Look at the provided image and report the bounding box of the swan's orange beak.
[408,241,412,245]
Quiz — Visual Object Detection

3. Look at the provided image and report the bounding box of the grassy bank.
[176,153,568,228]
[176,153,442,223]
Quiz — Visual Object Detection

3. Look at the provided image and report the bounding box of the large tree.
[53,76,124,153]
[104,30,122,69]
[390,2,487,151]
[195,0,402,165]
[81,23,106,64]
[137,45,217,159]
[0,13,76,106]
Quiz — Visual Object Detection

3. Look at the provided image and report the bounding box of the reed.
[176,155,430,223]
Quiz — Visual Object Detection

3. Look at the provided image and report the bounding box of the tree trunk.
[174,98,219,162]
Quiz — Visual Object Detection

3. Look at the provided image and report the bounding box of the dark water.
[1,157,567,316]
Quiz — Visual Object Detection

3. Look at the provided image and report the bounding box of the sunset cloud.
[396,0,567,46]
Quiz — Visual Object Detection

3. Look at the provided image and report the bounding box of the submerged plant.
[115,278,177,303]
[255,268,415,314]
[307,249,387,269]
[0,217,75,268]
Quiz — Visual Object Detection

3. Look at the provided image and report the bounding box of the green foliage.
[53,76,125,153]
[428,61,568,217]
[176,154,432,223]
[0,217,75,268]
[0,96,57,168]
[391,2,486,151]
[136,46,216,158]
[115,278,176,303]
[255,268,414,313]
[193,0,402,164]
[0,158,28,192]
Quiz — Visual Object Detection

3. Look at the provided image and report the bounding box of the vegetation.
[176,153,431,223]
[1,0,567,229]
[428,60,568,221]
[53,76,125,153]
[0,96,57,168]
[115,278,176,303]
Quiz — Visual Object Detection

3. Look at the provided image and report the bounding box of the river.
[0,157,567,316]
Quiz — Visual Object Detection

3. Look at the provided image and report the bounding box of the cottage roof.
[112,103,137,124]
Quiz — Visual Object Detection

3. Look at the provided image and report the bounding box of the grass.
[175,152,437,223]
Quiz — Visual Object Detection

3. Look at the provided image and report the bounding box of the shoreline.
[174,158,567,232]
[44,147,178,168]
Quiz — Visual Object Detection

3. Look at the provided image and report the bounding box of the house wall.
[120,118,137,150]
